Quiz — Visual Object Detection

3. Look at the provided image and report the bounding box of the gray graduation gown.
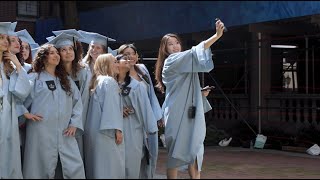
[84,75,125,179]
[22,63,31,72]
[72,65,92,159]
[136,64,162,179]
[22,72,85,179]
[81,58,94,75]
[162,41,213,171]
[121,77,158,179]
[0,65,31,179]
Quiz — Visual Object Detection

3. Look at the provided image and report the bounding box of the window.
[17,1,39,17]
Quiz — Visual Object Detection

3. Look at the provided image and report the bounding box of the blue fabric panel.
[76,1,320,41]
[35,18,63,45]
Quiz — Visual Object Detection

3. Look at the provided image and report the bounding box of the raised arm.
[204,19,225,49]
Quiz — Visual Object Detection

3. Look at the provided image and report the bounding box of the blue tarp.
[78,1,320,42]
[35,1,320,43]
[35,18,63,44]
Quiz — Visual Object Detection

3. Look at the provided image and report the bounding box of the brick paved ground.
[154,146,320,179]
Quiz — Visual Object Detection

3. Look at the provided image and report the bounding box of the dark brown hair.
[23,42,33,64]
[29,44,72,96]
[16,38,25,66]
[58,41,85,79]
[118,43,144,77]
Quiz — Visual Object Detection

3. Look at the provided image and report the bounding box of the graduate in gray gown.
[154,19,225,179]
[117,54,158,179]
[78,30,116,74]
[0,22,32,179]
[15,28,38,167]
[21,44,85,179]
[118,44,164,179]
[16,29,37,71]
[48,30,92,160]
[8,22,32,72]
[84,53,125,179]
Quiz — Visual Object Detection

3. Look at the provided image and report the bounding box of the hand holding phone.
[215,18,227,32]
[201,86,215,91]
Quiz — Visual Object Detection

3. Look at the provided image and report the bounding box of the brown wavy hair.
[29,44,72,96]
[58,41,85,79]
[15,38,26,66]
[154,33,182,93]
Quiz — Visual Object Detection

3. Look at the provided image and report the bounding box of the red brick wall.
[0,1,50,39]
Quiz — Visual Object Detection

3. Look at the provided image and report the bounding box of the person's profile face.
[118,55,130,72]
[111,56,120,75]
[166,37,181,55]
[122,47,138,65]
[21,41,30,60]
[0,34,9,52]
[46,46,60,67]
[9,36,20,54]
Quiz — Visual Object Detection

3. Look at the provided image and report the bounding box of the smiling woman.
[0,22,32,179]
[21,43,85,179]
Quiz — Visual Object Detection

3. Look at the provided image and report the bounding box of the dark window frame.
[16,1,39,18]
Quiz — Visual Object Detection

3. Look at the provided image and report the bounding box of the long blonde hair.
[89,53,115,94]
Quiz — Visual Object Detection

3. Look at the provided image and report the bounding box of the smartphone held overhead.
[201,86,215,91]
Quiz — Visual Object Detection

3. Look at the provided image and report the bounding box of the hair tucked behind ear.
[154,33,182,93]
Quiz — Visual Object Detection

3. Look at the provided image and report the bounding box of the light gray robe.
[121,77,158,179]
[17,62,32,165]
[81,58,94,75]
[136,64,162,179]
[0,65,31,179]
[22,63,31,72]
[162,41,213,171]
[84,75,125,179]
[22,71,85,179]
[71,65,92,159]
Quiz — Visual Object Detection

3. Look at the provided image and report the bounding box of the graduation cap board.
[46,36,55,42]
[8,22,17,36]
[0,22,12,35]
[16,29,36,44]
[52,29,84,41]
[30,43,40,59]
[78,30,115,48]
[47,32,80,49]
